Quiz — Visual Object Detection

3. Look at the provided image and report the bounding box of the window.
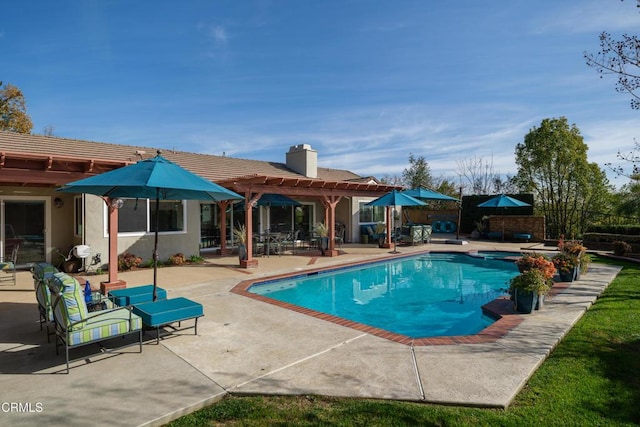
[359,202,385,223]
[74,196,83,237]
[116,199,185,234]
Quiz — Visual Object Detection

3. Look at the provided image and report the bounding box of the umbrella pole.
[153,190,160,301]
[392,206,399,254]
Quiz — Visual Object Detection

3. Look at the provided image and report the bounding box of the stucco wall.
[83,195,201,267]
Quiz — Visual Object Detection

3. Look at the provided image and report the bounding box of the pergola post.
[240,192,261,268]
[321,195,341,257]
[100,198,127,295]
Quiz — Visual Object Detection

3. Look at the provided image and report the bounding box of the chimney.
[286,144,318,178]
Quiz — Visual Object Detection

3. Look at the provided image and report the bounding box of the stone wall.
[487,215,545,242]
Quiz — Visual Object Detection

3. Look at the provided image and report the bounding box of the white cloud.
[210,25,228,45]
[531,1,639,35]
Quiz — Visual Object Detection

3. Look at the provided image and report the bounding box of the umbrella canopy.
[58,153,243,300]
[235,193,301,209]
[366,190,426,253]
[477,194,530,208]
[365,190,428,207]
[477,194,531,242]
[401,187,459,202]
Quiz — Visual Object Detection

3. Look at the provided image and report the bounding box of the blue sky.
[2,1,638,186]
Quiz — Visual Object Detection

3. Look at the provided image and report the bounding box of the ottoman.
[132,297,203,343]
[109,285,167,306]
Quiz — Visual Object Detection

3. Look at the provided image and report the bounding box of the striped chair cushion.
[33,263,59,322]
[50,273,88,330]
[66,309,142,346]
[35,281,54,321]
[0,261,14,270]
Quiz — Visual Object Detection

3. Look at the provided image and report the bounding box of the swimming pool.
[468,250,522,260]
[246,252,520,339]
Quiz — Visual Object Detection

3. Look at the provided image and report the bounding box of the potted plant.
[557,237,589,279]
[509,269,551,314]
[233,224,248,262]
[515,253,556,278]
[313,222,329,255]
[514,253,556,309]
[552,252,579,282]
[471,216,488,239]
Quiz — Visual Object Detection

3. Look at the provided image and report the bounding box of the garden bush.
[118,252,143,271]
[613,241,633,256]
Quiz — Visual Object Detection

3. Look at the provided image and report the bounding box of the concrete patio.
[0,237,621,426]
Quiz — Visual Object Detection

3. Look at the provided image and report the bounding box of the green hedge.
[582,233,640,243]
[586,225,640,235]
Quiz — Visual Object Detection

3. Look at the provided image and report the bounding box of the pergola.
[0,151,132,186]
[0,150,402,271]
[217,174,402,267]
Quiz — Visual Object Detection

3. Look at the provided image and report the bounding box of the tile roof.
[0,131,363,183]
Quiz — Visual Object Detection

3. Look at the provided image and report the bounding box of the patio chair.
[422,225,432,244]
[335,225,346,249]
[281,229,301,254]
[48,272,142,373]
[32,263,59,341]
[0,244,19,286]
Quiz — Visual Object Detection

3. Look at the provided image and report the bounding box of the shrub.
[189,254,205,264]
[515,253,556,280]
[552,252,579,274]
[557,236,586,256]
[118,252,142,271]
[510,269,551,295]
[613,241,632,256]
[167,253,186,266]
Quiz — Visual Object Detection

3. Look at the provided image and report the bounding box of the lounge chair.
[48,272,142,373]
[513,232,532,243]
[0,244,19,286]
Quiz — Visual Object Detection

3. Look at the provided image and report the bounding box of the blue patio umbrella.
[366,190,427,253]
[401,187,459,202]
[58,152,243,300]
[234,193,301,209]
[477,194,530,208]
[477,194,531,241]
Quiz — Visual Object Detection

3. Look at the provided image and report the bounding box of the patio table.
[131,297,203,344]
[109,284,167,306]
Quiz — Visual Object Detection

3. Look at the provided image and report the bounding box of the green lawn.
[168,256,640,426]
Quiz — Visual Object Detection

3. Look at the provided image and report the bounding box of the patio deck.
[0,237,621,426]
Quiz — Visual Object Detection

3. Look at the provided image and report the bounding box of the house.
[0,131,399,271]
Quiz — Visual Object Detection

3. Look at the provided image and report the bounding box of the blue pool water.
[469,251,522,260]
[249,253,520,338]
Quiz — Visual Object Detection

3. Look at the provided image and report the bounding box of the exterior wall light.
[54,197,64,208]
[110,198,124,209]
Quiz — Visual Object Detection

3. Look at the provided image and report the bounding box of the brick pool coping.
[230,250,571,346]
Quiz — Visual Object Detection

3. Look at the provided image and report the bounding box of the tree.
[515,117,609,238]
[584,1,640,109]
[616,181,640,217]
[607,140,640,181]
[0,82,33,133]
[455,154,517,195]
[402,153,433,189]
[379,174,404,186]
